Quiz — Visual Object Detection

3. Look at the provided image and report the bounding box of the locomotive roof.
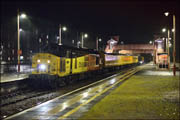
[41,43,99,57]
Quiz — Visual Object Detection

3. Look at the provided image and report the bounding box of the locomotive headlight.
[39,64,46,70]
[47,60,50,63]
[37,59,41,63]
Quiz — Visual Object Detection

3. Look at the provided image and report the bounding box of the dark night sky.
[1,0,179,45]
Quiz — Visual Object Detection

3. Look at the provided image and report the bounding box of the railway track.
[0,89,50,107]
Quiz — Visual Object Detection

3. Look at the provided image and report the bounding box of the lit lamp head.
[20,13,26,18]
[62,27,67,31]
[164,12,169,16]
[162,28,166,32]
[84,33,88,38]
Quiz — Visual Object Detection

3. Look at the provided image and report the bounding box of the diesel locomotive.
[29,44,143,87]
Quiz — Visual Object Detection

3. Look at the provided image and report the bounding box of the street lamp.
[81,33,88,48]
[17,9,26,73]
[164,11,176,76]
[59,24,67,45]
[162,27,170,69]
[96,37,102,50]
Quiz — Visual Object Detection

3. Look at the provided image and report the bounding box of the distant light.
[47,60,50,63]
[164,12,169,16]
[121,41,124,44]
[98,38,102,42]
[157,40,163,43]
[39,38,41,43]
[140,61,143,64]
[149,41,152,44]
[169,38,172,40]
[57,36,59,40]
[162,28,166,32]
[20,13,26,18]
[84,33,88,38]
[37,59,40,63]
[20,56,24,60]
[46,35,49,39]
[62,27,67,31]
[172,29,175,32]
[169,43,172,47]
[19,28,23,32]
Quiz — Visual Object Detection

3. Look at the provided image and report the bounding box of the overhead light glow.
[47,60,50,63]
[37,59,40,63]
[20,56,24,60]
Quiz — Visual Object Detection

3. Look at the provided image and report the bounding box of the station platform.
[0,73,29,83]
[0,64,31,83]
[4,63,180,120]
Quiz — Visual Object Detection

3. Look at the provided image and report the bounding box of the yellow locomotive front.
[31,53,59,76]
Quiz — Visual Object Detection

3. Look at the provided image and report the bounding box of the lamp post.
[96,37,102,50]
[59,24,67,45]
[173,15,176,76]
[81,33,88,48]
[17,9,26,73]
[164,12,176,75]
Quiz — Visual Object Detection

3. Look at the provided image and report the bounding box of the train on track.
[29,44,144,88]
